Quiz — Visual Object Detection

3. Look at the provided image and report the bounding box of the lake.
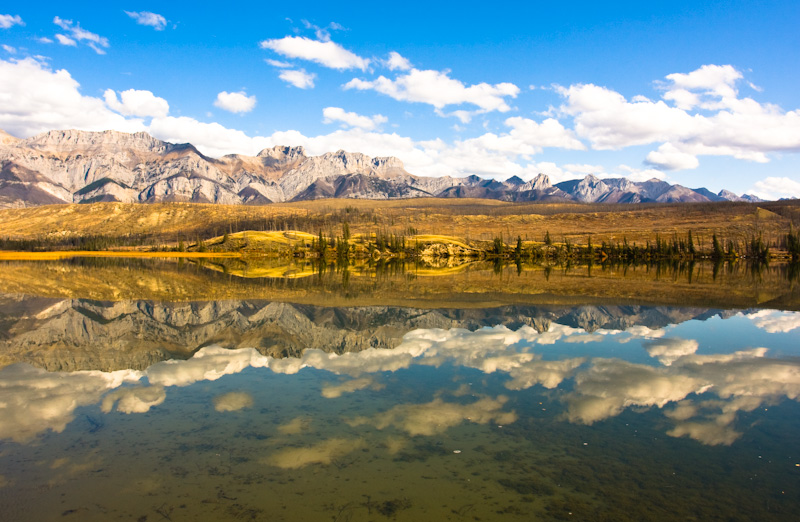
[0,258,798,521]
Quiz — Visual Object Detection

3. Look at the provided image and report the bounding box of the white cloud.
[1,44,15,53]
[0,58,628,182]
[267,438,366,469]
[749,177,800,200]
[0,14,23,29]
[559,65,800,171]
[348,396,517,436]
[213,391,253,412]
[321,377,381,398]
[662,64,742,110]
[266,58,292,68]
[300,20,345,43]
[345,68,520,114]
[0,364,140,442]
[101,386,166,414]
[0,57,145,138]
[562,163,604,175]
[558,82,699,149]
[36,36,54,44]
[322,106,387,130]
[746,310,800,333]
[55,34,77,47]
[53,16,109,54]
[645,143,700,170]
[146,115,273,158]
[614,164,667,182]
[643,338,699,366]
[125,11,167,31]
[385,51,411,71]
[260,36,370,70]
[278,69,316,89]
[213,90,257,113]
[104,88,170,118]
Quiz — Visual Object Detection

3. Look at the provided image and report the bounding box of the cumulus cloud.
[101,385,166,413]
[348,396,517,436]
[661,64,742,110]
[146,116,273,158]
[0,364,141,442]
[145,346,268,387]
[278,69,316,89]
[345,68,520,114]
[0,57,624,181]
[321,377,382,398]
[746,310,800,333]
[322,106,387,130]
[267,437,366,469]
[213,391,254,412]
[0,14,23,29]
[53,16,110,55]
[55,34,77,47]
[4,57,796,189]
[384,51,412,71]
[300,20,345,42]
[265,58,292,68]
[558,82,699,150]
[565,359,707,425]
[748,177,800,200]
[277,416,311,435]
[104,88,170,118]
[213,90,257,113]
[0,57,145,137]
[645,143,700,170]
[643,337,699,366]
[260,36,370,70]
[125,11,167,31]
[560,64,800,171]
[562,343,800,446]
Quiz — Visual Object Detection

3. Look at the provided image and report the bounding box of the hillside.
[1,199,797,255]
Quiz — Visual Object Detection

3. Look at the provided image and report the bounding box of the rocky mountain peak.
[256,145,306,164]
[529,173,552,191]
[371,156,405,170]
[0,129,21,147]
[718,189,744,202]
[571,174,610,202]
[23,129,170,154]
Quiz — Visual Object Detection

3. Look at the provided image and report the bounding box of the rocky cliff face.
[0,128,762,209]
[0,294,720,372]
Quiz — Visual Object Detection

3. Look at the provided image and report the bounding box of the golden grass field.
[1,199,798,252]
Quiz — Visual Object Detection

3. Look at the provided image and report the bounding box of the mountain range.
[0,128,761,209]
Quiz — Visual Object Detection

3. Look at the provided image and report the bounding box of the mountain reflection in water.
[0,259,799,521]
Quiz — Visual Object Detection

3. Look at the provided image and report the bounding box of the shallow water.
[1,260,799,521]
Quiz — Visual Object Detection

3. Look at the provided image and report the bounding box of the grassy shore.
[1,199,799,261]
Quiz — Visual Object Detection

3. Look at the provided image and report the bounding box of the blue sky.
[0,1,798,198]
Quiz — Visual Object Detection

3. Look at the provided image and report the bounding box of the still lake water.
[0,258,799,521]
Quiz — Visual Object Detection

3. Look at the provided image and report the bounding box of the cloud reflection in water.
[1,311,799,446]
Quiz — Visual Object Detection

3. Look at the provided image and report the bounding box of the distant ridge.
[0,128,762,209]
